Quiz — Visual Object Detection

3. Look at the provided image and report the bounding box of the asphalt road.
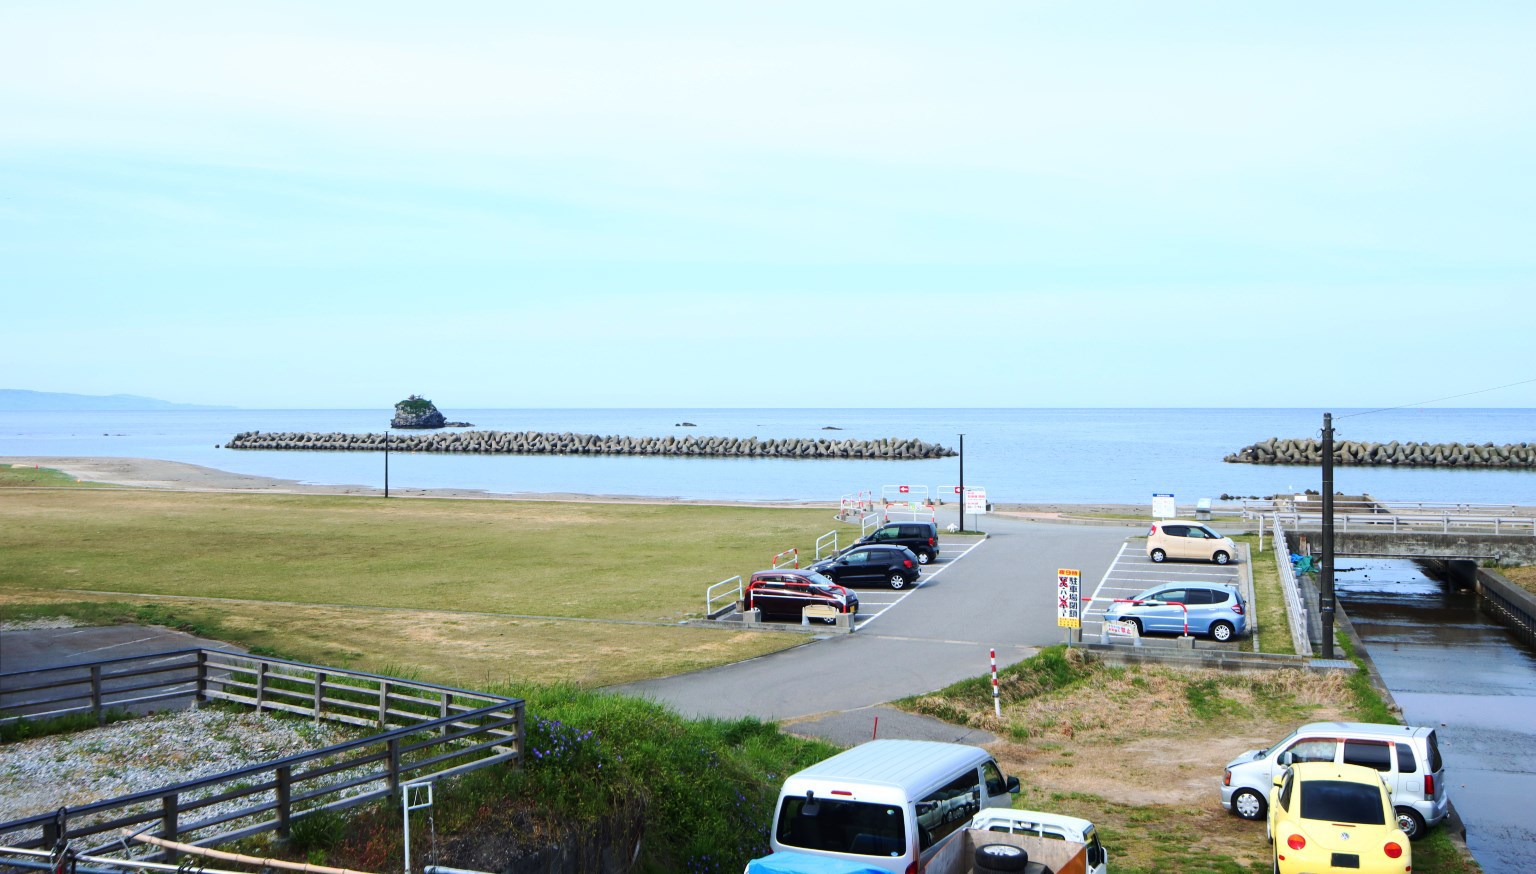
[612,510,1136,723]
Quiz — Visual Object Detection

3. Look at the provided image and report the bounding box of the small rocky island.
[390,395,472,429]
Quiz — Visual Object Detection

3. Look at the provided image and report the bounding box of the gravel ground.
[0,708,354,847]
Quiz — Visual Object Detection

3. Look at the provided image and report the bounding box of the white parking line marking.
[852,537,987,631]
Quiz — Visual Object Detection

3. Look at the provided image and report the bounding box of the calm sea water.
[1,408,1532,505]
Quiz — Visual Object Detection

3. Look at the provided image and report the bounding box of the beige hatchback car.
[1146,520,1237,565]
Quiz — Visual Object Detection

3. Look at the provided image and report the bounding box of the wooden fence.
[0,649,523,858]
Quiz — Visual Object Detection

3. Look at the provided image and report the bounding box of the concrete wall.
[1330,531,1536,563]
[1475,568,1536,648]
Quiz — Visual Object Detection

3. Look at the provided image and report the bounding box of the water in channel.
[1336,558,1536,874]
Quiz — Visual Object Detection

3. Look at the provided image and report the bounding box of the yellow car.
[1269,762,1412,874]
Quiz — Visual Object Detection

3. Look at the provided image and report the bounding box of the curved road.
[613,512,1135,721]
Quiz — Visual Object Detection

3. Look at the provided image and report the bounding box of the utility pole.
[957,433,965,533]
[1320,412,1335,659]
[384,431,390,499]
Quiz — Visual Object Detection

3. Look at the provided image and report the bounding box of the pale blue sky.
[3,1,1533,408]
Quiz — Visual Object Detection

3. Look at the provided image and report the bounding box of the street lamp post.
[958,433,965,532]
[384,431,390,499]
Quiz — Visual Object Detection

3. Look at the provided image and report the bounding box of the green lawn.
[1,490,855,621]
[0,482,864,685]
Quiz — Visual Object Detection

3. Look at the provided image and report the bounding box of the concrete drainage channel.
[708,537,990,633]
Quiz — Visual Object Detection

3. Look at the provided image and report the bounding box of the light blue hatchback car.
[1103,582,1247,642]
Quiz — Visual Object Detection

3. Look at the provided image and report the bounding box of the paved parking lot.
[618,513,1136,721]
[1082,540,1246,642]
[740,536,991,630]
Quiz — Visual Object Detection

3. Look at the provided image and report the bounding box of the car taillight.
[1149,524,1158,535]
[1286,834,1306,851]
[1223,770,1231,786]
[927,536,936,546]
[1232,602,1245,614]
[903,559,914,569]
[1384,841,1404,859]
[1425,773,1435,796]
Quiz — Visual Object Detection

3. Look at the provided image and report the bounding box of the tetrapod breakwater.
[1225,438,1536,468]
[224,430,958,459]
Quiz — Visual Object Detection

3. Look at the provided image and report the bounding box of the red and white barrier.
[990,648,1001,718]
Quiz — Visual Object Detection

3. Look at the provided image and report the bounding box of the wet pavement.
[1337,559,1536,874]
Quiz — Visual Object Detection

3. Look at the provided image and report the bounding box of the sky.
[3,1,1534,409]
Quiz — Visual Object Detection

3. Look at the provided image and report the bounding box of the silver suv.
[1221,721,1448,840]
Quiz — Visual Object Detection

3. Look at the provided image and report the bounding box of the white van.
[767,739,1020,873]
[1221,721,1448,840]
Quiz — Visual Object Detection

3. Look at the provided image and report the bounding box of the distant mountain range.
[0,389,236,411]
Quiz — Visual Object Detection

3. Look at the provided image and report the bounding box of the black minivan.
[855,521,940,564]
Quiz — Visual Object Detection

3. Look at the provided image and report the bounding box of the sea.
[1,408,1532,506]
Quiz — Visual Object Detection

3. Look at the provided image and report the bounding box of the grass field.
[0,479,866,686]
[903,647,1480,874]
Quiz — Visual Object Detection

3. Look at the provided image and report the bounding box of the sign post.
[963,486,987,531]
[1056,568,1081,644]
[1152,493,1175,519]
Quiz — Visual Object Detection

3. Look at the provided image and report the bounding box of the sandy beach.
[0,455,1148,519]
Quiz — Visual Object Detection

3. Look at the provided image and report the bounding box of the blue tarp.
[745,851,892,874]
[1291,554,1316,574]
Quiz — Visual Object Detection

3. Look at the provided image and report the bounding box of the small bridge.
[1245,498,1536,562]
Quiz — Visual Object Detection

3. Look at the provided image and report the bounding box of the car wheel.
[974,843,1028,872]
[1211,621,1235,643]
[1150,548,1166,563]
[1232,788,1266,821]
[917,551,932,565]
[1395,806,1427,840]
[888,573,907,590]
[1213,550,1231,565]
[1126,618,1142,636]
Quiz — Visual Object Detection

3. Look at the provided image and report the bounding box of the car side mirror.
[1005,775,1021,794]
[1278,751,1293,766]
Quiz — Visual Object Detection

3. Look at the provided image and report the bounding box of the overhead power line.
[1338,376,1536,420]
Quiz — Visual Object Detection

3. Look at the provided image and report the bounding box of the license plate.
[1330,852,1360,868]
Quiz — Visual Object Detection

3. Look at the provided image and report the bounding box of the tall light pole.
[957,433,965,532]
[384,431,391,499]
[1320,413,1335,659]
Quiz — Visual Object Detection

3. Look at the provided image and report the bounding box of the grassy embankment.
[0,470,867,686]
[902,646,1478,874]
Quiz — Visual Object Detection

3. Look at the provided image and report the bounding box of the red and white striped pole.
[990,648,1001,718]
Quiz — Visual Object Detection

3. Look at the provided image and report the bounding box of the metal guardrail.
[1267,511,1536,536]
[1270,515,1313,658]
[0,651,524,858]
[815,530,840,561]
[706,575,742,619]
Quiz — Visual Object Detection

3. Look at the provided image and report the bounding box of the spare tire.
[975,842,1029,872]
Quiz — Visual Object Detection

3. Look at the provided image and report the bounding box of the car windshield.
[805,572,835,587]
[1299,780,1386,825]
[777,796,907,857]
[1202,526,1224,538]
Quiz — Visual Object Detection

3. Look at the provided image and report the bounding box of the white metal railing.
[1271,515,1313,657]
[1272,511,1536,536]
[838,490,874,521]
[862,513,883,537]
[883,503,936,524]
[706,576,742,619]
[881,484,929,506]
[815,530,840,561]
